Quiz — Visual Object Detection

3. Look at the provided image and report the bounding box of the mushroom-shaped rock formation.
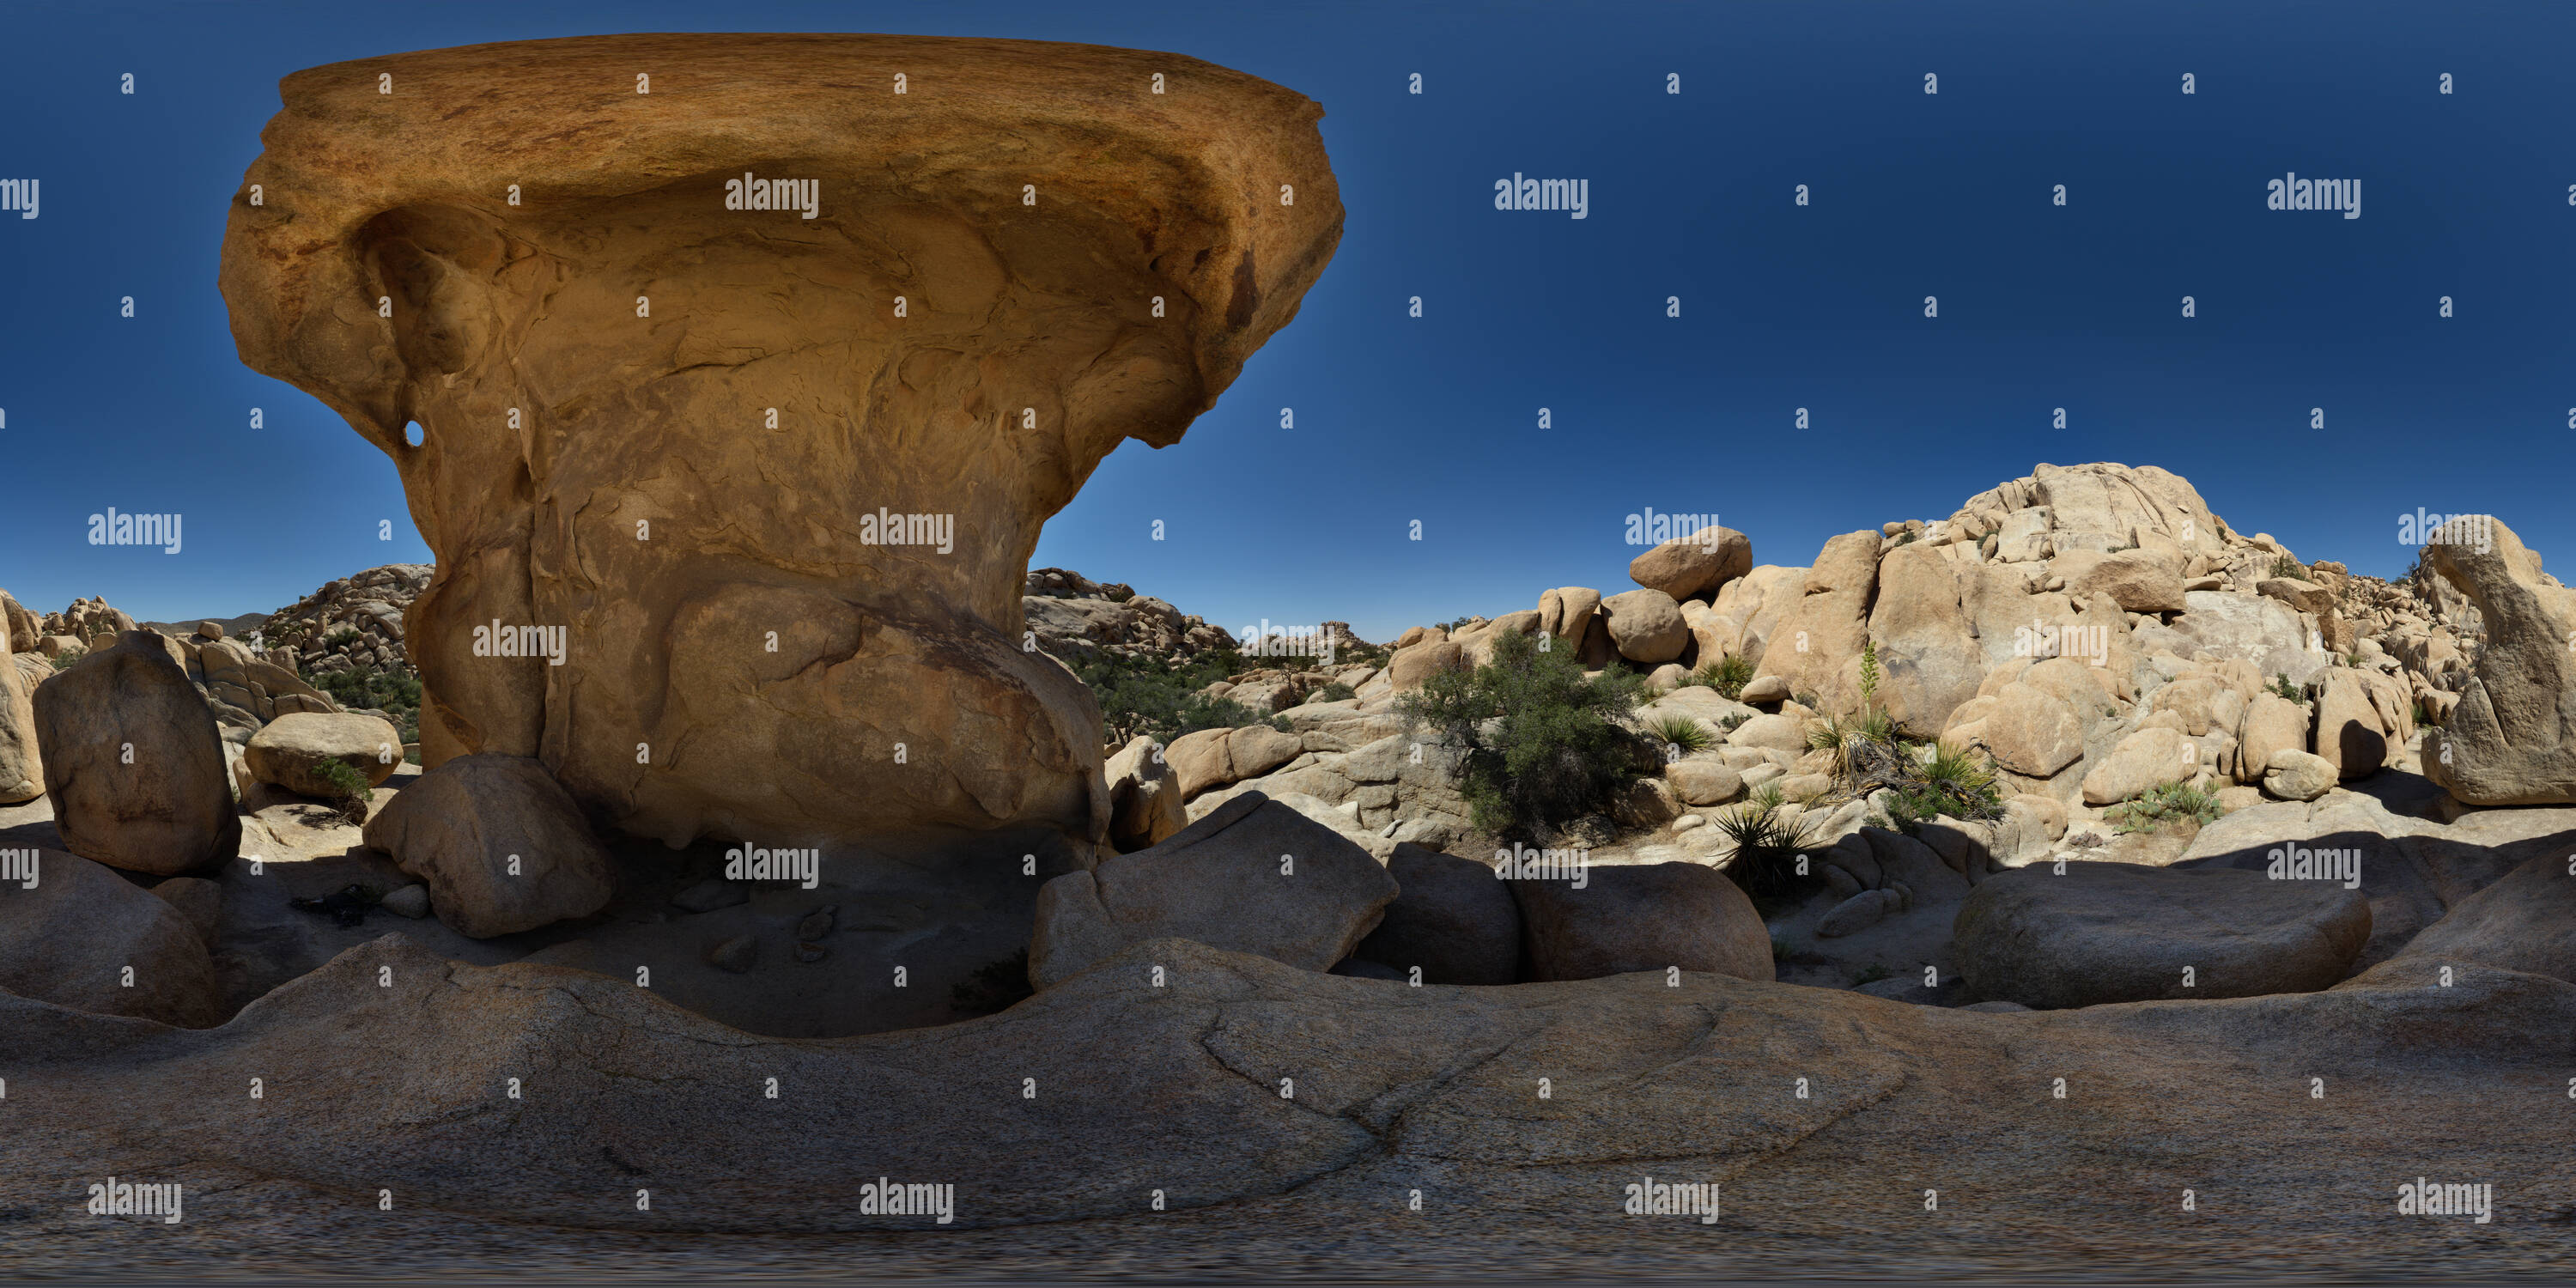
[221,34,1341,847]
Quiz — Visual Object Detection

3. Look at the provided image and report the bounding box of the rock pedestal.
[220,34,1342,847]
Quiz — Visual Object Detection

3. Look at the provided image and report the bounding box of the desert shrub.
[1711,793,1826,902]
[1716,712,1751,735]
[1310,681,1358,704]
[1070,644,1261,744]
[2267,672,2308,705]
[1794,690,1821,711]
[1692,653,1754,699]
[950,950,1035,1016]
[2269,554,2306,580]
[322,627,364,649]
[1648,712,1714,756]
[46,646,85,671]
[2106,781,2221,834]
[1807,710,1895,779]
[1875,739,2005,834]
[1851,963,1893,986]
[1171,694,1290,738]
[310,757,375,826]
[1396,628,1654,836]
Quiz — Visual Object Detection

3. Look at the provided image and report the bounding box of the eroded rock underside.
[219,33,1342,848]
[0,937,2570,1274]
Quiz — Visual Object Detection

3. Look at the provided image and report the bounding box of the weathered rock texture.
[361,753,616,938]
[220,34,1342,847]
[3,934,2573,1277]
[0,618,39,804]
[32,632,240,875]
[2421,519,2576,804]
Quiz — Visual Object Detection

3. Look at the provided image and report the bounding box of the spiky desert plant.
[1648,712,1714,756]
[1712,793,1826,901]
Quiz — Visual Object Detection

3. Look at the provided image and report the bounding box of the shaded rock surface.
[1955,860,2370,1008]
[361,753,615,938]
[1029,793,1397,988]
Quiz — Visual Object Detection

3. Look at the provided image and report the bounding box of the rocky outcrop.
[1750,531,1879,709]
[1023,568,1236,661]
[33,632,241,875]
[361,753,615,938]
[1028,793,1397,988]
[220,33,1341,848]
[2420,519,2576,804]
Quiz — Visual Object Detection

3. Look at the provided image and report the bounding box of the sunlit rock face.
[222,33,1341,846]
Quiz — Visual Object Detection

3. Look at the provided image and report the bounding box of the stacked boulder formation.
[219,33,1344,850]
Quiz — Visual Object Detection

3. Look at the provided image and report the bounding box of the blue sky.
[2,0,2569,641]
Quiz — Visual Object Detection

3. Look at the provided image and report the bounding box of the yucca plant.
[1648,712,1714,756]
[1713,792,1826,902]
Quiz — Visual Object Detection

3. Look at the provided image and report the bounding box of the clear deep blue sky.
[3,1,2570,641]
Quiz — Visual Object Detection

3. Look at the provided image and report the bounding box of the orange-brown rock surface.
[220,34,1341,846]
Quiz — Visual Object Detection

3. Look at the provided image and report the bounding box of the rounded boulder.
[246,712,405,798]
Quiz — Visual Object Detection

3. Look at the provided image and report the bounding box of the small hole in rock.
[404,420,424,447]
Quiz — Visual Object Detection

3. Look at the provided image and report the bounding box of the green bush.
[1692,653,1754,699]
[2106,781,2221,834]
[1396,628,1653,836]
[1876,739,2006,835]
[1069,644,1265,745]
[312,757,374,804]
[2269,554,2306,580]
[46,646,85,671]
[1310,681,1358,704]
[2267,672,2308,705]
[322,627,364,649]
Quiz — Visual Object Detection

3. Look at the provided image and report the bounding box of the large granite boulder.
[1955,861,2370,1008]
[1866,543,1987,738]
[1510,861,1772,983]
[361,753,616,938]
[2419,519,2576,804]
[1028,793,1398,988]
[1598,589,1689,665]
[1626,525,1751,603]
[1350,843,1522,985]
[32,631,240,875]
[1102,735,1186,854]
[0,848,224,1027]
[219,33,1342,848]
[244,712,405,797]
